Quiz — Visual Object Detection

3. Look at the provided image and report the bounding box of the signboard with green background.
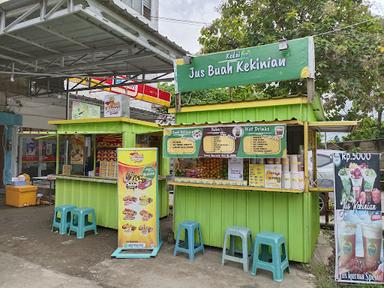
[163,124,286,158]
[174,37,314,93]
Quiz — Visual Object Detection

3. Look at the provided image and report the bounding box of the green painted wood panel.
[176,103,319,125]
[174,186,319,263]
[56,178,169,229]
[56,179,118,229]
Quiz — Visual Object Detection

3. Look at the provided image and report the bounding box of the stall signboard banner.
[333,153,384,284]
[163,124,286,159]
[71,100,101,119]
[112,148,162,259]
[174,37,314,93]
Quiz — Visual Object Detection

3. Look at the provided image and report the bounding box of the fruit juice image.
[352,186,361,203]
[275,126,284,137]
[338,222,357,269]
[338,168,352,198]
[372,188,381,204]
[363,168,377,191]
[362,224,382,271]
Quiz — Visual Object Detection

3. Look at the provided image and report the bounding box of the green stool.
[222,227,253,272]
[173,221,204,261]
[52,205,76,235]
[68,208,97,239]
[251,232,289,282]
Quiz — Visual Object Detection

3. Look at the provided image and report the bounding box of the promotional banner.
[112,148,162,258]
[70,135,84,165]
[71,100,101,119]
[333,153,383,284]
[163,124,286,159]
[249,163,265,187]
[174,37,314,93]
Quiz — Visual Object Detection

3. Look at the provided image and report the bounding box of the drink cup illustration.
[372,188,381,204]
[338,168,351,197]
[362,224,382,271]
[338,222,356,269]
[275,126,284,138]
[350,167,363,201]
[363,168,377,191]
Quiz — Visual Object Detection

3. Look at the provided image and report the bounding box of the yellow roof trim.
[165,119,303,128]
[309,121,358,132]
[48,117,160,129]
[168,97,309,113]
[34,134,57,140]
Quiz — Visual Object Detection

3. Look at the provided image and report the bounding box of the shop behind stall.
[165,37,356,263]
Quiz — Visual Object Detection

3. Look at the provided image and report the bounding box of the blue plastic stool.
[68,208,97,239]
[251,232,290,282]
[52,205,76,235]
[222,227,253,272]
[173,221,204,261]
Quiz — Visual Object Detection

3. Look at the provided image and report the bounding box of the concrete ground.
[0,196,316,288]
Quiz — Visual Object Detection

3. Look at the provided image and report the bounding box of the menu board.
[112,148,161,259]
[228,158,243,180]
[163,124,286,159]
[249,164,265,187]
[264,164,282,189]
[333,153,383,284]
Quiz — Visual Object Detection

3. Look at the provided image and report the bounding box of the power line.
[312,19,376,37]
[152,16,210,26]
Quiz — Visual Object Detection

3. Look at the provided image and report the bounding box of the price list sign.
[164,124,286,159]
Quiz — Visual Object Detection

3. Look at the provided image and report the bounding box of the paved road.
[0,252,101,288]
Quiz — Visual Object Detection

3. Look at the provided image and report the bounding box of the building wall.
[0,112,22,185]
[7,98,65,130]
[116,0,159,30]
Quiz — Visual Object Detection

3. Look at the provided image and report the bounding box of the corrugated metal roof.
[0,0,187,78]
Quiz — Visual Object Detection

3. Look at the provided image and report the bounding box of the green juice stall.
[166,96,355,263]
[165,36,356,263]
[165,97,322,263]
[49,117,169,229]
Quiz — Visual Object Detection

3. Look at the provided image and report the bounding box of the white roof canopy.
[0,0,187,78]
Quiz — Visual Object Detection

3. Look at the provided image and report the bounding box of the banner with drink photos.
[333,153,383,284]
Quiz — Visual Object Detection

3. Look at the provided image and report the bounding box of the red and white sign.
[74,76,172,107]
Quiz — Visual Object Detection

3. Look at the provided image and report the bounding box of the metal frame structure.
[0,0,186,79]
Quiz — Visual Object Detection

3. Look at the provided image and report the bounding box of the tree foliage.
[197,0,384,136]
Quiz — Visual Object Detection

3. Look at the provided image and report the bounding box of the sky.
[158,0,221,54]
[158,0,384,54]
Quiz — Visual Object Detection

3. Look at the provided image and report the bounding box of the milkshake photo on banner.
[333,153,384,284]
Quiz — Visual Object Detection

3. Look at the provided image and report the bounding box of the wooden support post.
[304,121,309,192]
[312,130,317,186]
[175,93,181,112]
[307,78,315,103]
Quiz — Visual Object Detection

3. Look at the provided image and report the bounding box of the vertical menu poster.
[333,153,383,284]
[112,148,162,258]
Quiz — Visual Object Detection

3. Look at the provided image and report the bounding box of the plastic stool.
[173,221,204,260]
[52,204,76,235]
[68,208,97,239]
[222,227,253,272]
[251,232,289,282]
